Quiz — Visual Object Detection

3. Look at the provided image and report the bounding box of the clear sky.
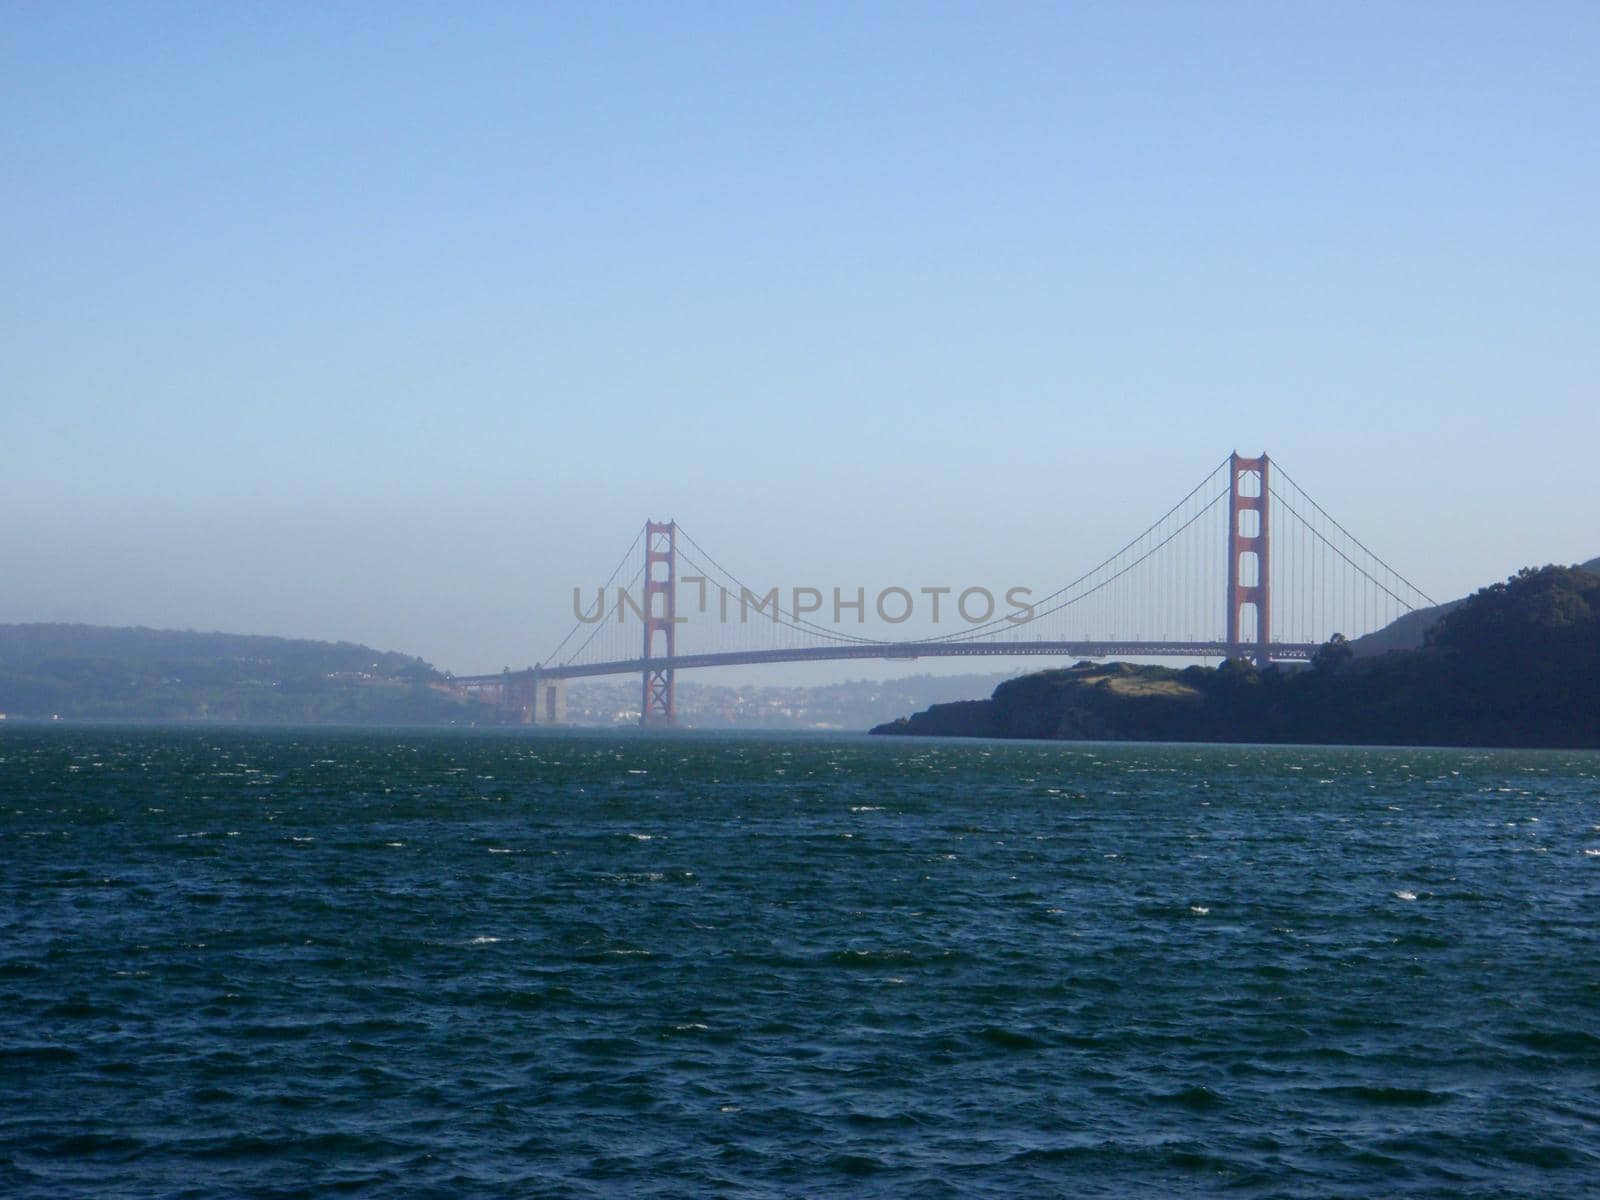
[4,2,1596,678]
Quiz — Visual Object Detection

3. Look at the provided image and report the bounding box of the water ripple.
[3,727,1598,1198]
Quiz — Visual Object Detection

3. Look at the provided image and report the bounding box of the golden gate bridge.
[452,453,1435,725]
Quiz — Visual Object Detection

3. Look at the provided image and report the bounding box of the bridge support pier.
[507,675,532,724]
[528,676,567,725]
[497,674,567,725]
[640,520,677,726]
[1227,452,1272,666]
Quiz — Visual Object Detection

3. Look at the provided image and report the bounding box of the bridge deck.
[453,641,1319,685]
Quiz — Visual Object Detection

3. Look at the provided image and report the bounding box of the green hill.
[1352,554,1600,656]
[0,625,472,723]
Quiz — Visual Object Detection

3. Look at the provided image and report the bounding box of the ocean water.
[2,728,1598,1198]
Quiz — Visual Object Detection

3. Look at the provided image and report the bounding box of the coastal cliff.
[872,564,1600,749]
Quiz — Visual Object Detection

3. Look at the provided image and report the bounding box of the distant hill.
[1350,599,1464,656]
[0,625,471,723]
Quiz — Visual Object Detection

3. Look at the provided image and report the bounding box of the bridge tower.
[640,520,677,726]
[1226,452,1271,665]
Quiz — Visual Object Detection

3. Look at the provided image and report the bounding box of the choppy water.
[2,727,1599,1198]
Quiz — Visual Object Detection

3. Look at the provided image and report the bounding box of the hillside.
[1350,599,1463,655]
[0,625,470,723]
[1351,554,1599,656]
[874,564,1600,749]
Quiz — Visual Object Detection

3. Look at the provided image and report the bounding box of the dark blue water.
[3,728,1598,1197]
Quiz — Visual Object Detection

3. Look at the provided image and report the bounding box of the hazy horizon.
[6,5,1596,678]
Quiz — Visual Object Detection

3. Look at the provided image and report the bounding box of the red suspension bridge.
[452,453,1435,725]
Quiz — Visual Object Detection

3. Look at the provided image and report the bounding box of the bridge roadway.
[453,641,1321,686]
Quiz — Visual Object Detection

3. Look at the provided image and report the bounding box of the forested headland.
[873,563,1600,749]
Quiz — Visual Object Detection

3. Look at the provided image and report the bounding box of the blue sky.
[4,2,1596,676]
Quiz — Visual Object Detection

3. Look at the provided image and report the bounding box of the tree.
[1312,633,1353,674]
[1215,655,1260,691]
